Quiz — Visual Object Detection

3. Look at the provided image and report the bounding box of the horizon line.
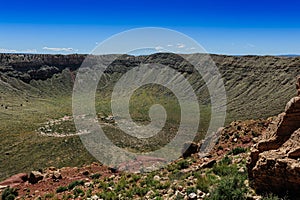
[0,52,299,58]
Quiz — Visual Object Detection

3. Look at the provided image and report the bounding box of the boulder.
[51,170,62,180]
[182,141,201,158]
[28,171,43,184]
[188,192,197,199]
[200,159,216,169]
[296,75,300,96]
[247,77,300,196]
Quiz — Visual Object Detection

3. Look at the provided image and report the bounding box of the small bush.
[1,187,18,200]
[90,173,101,179]
[196,175,213,193]
[155,181,171,190]
[168,169,186,180]
[99,191,117,200]
[208,174,247,200]
[133,186,149,196]
[98,180,109,189]
[230,147,247,155]
[212,163,237,177]
[44,193,54,199]
[68,180,84,190]
[220,155,232,165]
[62,194,73,200]
[73,188,85,198]
[124,189,134,198]
[186,186,197,194]
[115,177,127,192]
[131,174,141,182]
[86,189,92,198]
[56,186,68,193]
[177,160,190,170]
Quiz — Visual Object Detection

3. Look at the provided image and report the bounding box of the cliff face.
[1,53,300,84]
[247,76,300,196]
[1,53,300,121]
[0,54,86,83]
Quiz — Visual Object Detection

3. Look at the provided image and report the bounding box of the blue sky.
[0,0,299,55]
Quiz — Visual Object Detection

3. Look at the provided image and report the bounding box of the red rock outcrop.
[247,75,300,196]
[0,173,28,188]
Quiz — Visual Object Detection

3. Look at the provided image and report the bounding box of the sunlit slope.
[0,53,299,180]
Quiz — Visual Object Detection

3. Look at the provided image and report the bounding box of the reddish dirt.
[211,119,271,158]
[0,118,271,199]
[185,118,271,171]
[13,163,116,199]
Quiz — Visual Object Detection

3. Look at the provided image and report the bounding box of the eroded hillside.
[1,53,299,120]
[0,53,299,181]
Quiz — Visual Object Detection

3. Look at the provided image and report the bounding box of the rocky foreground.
[2,99,300,200]
[248,76,300,197]
[0,117,270,199]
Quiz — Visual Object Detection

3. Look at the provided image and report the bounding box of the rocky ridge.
[1,53,300,121]
[248,76,300,197]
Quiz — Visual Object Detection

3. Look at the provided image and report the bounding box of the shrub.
[166,163,177,172]
[98,180,109,189]
[62,194,73,200]
[90,173,101,179]
[211,155,239,177]
[230,147,247,155]
[177,160,190,170]
[140,173,158,187]
[1,187,18,200]
[220,155,232,165]
[73,188,85,198]
[44,193,54,199]
[56,186,68,193]
[115,177,127,192]
[155,181,171,190]
[212,163,237,177]
[131,174,141,182]
[186,186,197,194]
[196,174,213,193]
[86,189,92,198]
[208,174,248,200]
[124,189,134,198]
[99,191,117,200]
[68,180,84,190]
[168,169,186,181]
[133,186,149,196]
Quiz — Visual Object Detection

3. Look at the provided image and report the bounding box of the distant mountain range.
[279,54,300,57]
